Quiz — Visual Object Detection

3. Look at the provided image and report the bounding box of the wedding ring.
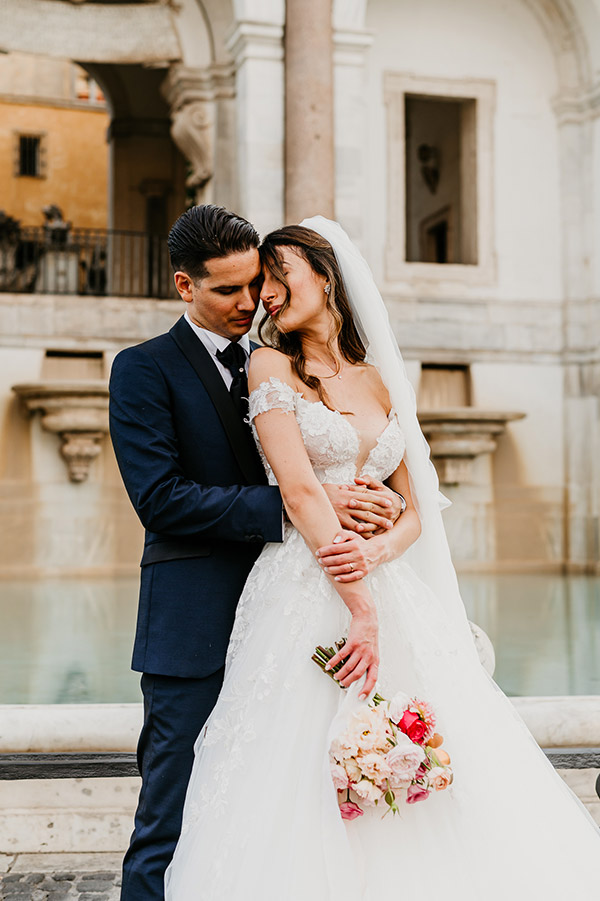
[349,563,354,572]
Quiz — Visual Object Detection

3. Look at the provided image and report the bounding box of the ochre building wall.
[0,100,109,228]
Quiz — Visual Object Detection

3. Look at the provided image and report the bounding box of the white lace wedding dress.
[165,377,600,900]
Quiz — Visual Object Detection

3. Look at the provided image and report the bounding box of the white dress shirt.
[184,310,251,389]
[184,311,284,535]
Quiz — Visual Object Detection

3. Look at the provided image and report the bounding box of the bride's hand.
[316,529,384,581]
[326,607,379,700]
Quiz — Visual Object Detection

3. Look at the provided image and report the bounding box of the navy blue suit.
[109,315,283,900]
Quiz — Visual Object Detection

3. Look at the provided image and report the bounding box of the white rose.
[331,762,350,792]
[386,733,426,787]
[353,778,384,806]
[388,691,412,724]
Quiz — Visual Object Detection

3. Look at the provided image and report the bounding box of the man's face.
[175,249,262,340]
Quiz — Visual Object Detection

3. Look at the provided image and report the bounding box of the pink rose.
[398,710,427,744]
[406,784,430,804]
[339,800,364,820]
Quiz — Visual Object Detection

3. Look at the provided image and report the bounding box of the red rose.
[398,710,427,744]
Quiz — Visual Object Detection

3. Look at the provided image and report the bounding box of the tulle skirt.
[165,526,600,900]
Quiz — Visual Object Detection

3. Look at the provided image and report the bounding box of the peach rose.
[428,766,453,791]
[345,707,391,754]
[357,751,392,784]
[343,757,362,784]
[427,733,443,749]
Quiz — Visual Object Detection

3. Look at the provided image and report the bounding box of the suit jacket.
[109,315,284,679]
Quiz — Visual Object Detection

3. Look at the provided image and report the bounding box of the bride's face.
[260,246,329,333]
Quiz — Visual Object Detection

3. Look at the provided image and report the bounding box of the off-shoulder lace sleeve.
[248,376,299,422]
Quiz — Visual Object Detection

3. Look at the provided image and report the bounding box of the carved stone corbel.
[418,408,526,486]
[12,381,109,484]
[170,101,215,196]
[162,64,234,204]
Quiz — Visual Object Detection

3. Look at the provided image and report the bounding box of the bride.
[165,217,600,900]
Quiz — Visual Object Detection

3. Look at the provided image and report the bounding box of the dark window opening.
[405,94,477,265]
[428,221,448,264]
[18,135,42,178]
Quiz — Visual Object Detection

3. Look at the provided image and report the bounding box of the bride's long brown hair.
[258,226,366,410]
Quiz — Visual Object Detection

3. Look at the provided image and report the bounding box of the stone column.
[554,96,598,571]
[284,0,335,222]
[332,11,373,245]
[227,20,285,236]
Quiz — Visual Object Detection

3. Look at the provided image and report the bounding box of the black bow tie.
[216,342,249,419]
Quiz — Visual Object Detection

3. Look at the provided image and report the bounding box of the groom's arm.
[109,347,283,544]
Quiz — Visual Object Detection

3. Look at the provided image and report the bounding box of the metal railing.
[0,226,176,299]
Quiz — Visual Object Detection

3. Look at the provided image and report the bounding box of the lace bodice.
[248,377,405,484]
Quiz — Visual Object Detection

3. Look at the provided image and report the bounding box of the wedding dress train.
[165,377,600,900]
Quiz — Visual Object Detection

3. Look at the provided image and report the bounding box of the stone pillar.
[554,98,598,571]
[332,8,373,245]
[227,19,285,235]
[284,0,335,223]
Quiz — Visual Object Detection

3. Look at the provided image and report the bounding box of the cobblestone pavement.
[0,855,121,901]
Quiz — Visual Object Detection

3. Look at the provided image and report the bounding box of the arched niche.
[0,0,226,232]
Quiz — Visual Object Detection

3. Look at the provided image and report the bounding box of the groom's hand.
[322,477,401,535]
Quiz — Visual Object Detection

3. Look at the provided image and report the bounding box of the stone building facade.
[2,0,600,857]
[0,0,599,582]
[0,53,109,228]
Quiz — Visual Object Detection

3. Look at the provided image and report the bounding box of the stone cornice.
[225,21,284,67]
[161,63,236,110]
[333,28,374,66]
[2,696,598,751]
[1,0,181,64]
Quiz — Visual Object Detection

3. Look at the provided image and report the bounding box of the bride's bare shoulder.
[248,346,293,389]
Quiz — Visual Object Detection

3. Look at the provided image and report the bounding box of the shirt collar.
[184,310,251,356]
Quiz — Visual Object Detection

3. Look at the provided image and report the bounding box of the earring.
[324,283,331,295]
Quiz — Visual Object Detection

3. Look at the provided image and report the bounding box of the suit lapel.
[170,316,265,484]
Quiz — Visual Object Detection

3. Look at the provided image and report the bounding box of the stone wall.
[0,294,182,579]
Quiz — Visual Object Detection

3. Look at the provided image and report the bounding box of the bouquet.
[313,641,453,819]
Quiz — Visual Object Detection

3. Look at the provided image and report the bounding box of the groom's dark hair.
[168,204,260,281]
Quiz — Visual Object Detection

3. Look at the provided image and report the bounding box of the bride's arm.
[249,349,379,698]
[315,459,421,582]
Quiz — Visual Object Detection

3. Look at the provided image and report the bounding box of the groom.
[109,204,401,901]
